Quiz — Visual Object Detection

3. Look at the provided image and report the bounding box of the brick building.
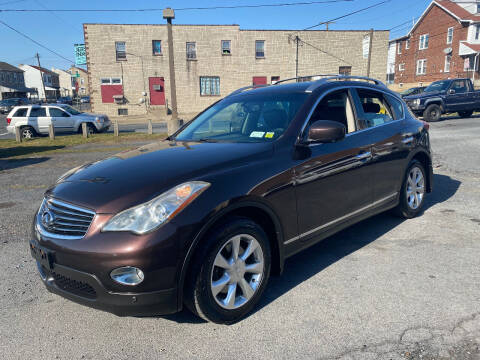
[83,24,389,117]
[393,0,480,89]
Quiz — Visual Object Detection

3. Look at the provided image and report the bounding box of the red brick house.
[394,0,480,88]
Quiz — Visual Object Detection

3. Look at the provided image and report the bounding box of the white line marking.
[0,132,8,136]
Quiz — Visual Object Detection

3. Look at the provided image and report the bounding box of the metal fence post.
[15,127,21,143]
[114,120,119,136]
[148,119,153,135]
[49,124,55,140]
[82,122,88,138]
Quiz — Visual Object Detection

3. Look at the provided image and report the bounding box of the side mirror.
[448,89,455,95]
[307,120,346,143]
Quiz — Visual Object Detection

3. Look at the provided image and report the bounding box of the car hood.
[404,90,444,100]
[46,140,273,213]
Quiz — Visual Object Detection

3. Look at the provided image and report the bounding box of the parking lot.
[0,116,479,359]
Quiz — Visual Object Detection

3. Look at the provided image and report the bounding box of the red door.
[252,76,267,86]
[149,77,165,105]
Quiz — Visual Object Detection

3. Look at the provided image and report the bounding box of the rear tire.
[184,217,271,324]
[393,160,427,219]
[423,104,441,122]
[20,126,36,139]
[458,110,473,118]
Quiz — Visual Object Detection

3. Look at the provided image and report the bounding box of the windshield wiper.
[198,138,219,143]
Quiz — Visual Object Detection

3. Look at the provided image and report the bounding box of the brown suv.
[30,75,433,324]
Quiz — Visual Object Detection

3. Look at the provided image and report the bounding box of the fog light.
[110,266,144,286]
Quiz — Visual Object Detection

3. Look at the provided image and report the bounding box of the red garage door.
[252,76,267,86]
[149,77,165,105]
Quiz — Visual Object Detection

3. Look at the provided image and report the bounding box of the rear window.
[13,108,28,117]
[30,107,46,117]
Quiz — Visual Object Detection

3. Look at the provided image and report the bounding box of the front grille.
[52,272,97,299]
[38,198,95,239]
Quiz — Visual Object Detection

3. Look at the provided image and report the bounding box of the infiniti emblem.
[41,208,56,228]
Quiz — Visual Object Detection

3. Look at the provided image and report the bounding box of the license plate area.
[30,242,55,270]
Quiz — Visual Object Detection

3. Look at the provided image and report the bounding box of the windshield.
[60,105,82,115]
[424,81,450,93]
[175,93,308,142]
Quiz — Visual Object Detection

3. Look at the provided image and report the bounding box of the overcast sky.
[0,0,430,71]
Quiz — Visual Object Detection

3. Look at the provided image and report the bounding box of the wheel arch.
[177,200,285,310]
[424,99,444,112]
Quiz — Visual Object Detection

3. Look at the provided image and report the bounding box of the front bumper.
[30,238,178,316]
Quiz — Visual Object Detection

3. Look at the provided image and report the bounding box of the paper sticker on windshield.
[265,132,274,139]
[250,131,265,138]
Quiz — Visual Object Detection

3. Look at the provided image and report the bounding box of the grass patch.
[0,132,167,159]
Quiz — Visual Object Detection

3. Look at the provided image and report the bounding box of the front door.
[445,79,469,111]
[292,89,373,248]
[28,106,50,134]
[253,77,267,86]
[149,77,165,105]
[48,107,73,133]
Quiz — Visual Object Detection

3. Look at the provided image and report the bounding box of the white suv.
[6,104,111,138]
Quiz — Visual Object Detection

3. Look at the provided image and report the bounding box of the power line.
[0,0,355,12]
[299,38,353,65]
[0,20,74,63]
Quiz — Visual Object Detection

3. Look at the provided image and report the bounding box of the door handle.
[402,136,414,144]
[356,151,372,160]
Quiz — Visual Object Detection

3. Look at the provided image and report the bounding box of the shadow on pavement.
[0,146,64,159]
[0,157,50,171]
[161,173,461,324]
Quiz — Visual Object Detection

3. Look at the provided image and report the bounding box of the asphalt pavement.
[0,117,479,359]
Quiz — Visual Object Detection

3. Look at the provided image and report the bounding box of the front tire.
[185,217,271,324]
[423,104,441,122]
[393,160,427,219]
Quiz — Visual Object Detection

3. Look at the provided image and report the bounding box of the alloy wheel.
[22,128,33,139]
[210,234,264,310]
[406,166,425,210]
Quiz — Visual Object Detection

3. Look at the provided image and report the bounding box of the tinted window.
[451,80,467,93]
[30,107,47,117]
[175,93,308,142]
[49,108,69,117]
[386,95,404,120]
[356,89,394,129]
[13,108,28,117]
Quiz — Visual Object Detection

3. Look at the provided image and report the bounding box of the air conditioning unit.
[152,84,163,91]
[113,94,125,104]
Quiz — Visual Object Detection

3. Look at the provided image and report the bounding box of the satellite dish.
[444,47,453,54]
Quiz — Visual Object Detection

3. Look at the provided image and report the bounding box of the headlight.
[414,99,421,106]
[102,181,210,234]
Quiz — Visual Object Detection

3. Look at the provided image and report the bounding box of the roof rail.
[272,74,340,85]
[273,74,386,91]
[226,84,270,97]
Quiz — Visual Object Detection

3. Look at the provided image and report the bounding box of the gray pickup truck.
[404,78,480,121]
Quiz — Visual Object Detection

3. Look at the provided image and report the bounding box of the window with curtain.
[200,76,220,96]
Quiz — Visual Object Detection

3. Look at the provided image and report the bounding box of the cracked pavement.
[0,116,479,359]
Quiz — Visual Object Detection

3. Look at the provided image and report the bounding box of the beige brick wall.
[84,24,389,117]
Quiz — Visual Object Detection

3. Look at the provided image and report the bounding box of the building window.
[339,66,352,75]
[221,40,231,55]
[476,25,480,40]
[398,63,405,71]
[406,39,410,49]
[397,42,402,54]
[115,41,126,61]
[186,42,196,60]
[271,76,280,84]
[444,55,451,72]
[416,59,427,75]
[152,40,162,55]
[255,40,265,58]
[200,76,220,96]
[447,27,454,44]
[477,3,480,13]
[101,78,111,84]
[419,34,429,50]
[100,77,122,85]
[80,78,84,85]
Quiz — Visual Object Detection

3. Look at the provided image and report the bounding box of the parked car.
[399,86,426,98]
[30,75,433,323]
[57,96,73,105]
[80,96,90,103]
[0,97,30,113]
[6,104,110,138]
[405,78,480,121]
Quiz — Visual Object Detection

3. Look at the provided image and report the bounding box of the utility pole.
[325,21,335,31]
[366,28,374,77]
[36,53,47,102]
[295,36,300,81]
[163,8,179,135]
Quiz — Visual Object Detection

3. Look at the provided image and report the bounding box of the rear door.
[28,106,50,134]
[48,107,74,133]
[292,88,373,250]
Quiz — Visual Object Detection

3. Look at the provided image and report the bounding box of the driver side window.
[307,89,356,134]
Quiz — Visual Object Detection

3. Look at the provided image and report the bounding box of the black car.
[30,75,433,324]
[0,97,29,113]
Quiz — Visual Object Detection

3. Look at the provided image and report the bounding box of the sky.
[0,0,431,71]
